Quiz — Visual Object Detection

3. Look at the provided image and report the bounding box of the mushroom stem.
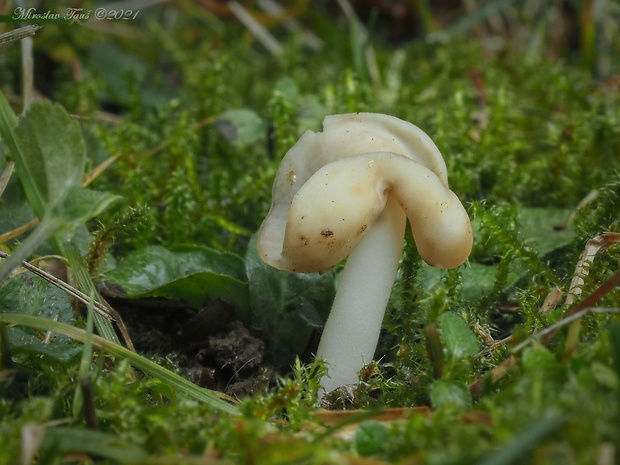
[316,196,406,394]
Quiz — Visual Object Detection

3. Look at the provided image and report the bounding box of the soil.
[99,285,277,399]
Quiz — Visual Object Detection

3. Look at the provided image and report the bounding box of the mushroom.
[258,113,472,395]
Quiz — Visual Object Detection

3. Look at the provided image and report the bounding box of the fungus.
[258,113,473,395]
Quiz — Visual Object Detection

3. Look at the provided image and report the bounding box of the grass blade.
[0,313,239,416]
[476,415,566,465]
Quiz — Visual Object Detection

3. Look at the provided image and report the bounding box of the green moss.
[1,3,620,464]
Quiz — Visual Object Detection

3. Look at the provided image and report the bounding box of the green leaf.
[0,168,35,241]
[245,234,336,365]
[355,421,390,457]
[13,101,86,211]
[216,108,268,147]
[443,207,574,306]
[459,263,520,303]
[416,262,520,305]
[88,42,150,105]
[518,207,574,256]
[521,345,560,373]
[0,273,81,361]
[0,216,61,283]
[430,380,472,410]
[10,101,121,237]
[591,362,620,391]
[274,76,301,103]
[0,96,120,285]
[54,186,121,239]
[105,245,249,311]
[0,273,74,323]
[39,427,147,463]
[298,94,327,132]
[438,312,480,360]
[0,193,120,286]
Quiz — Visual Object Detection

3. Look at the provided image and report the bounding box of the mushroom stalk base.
[316,196,406,395]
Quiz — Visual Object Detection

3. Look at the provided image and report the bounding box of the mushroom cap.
[258,113,472,272]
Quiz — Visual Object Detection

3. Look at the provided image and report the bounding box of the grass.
[1,1,620,464]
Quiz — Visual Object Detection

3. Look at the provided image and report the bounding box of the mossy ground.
[1,2,620,464]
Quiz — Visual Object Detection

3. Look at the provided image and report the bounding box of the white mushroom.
[258,113,473,395]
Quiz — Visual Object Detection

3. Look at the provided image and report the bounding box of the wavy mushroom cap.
[258,113,471,273]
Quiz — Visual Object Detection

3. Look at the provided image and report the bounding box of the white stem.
[316,196,406,394]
